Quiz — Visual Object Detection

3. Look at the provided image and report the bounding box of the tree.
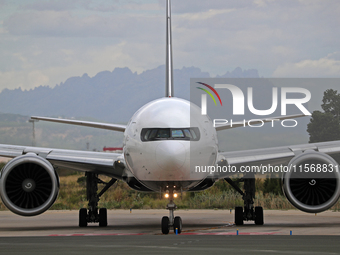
[263,175,283,195]
[321,89,340,119]
[307,89,340,143]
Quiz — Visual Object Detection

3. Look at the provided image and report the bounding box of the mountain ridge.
[0,66,259,122]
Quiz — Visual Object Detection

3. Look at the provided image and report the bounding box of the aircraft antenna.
[165,0,174,97]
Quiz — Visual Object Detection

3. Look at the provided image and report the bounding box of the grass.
[47,174,246,210]
[1,172,340,212]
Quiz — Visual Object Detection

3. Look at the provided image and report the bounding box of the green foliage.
[307,89,340,163]
[77,176,87,186]
[321,89,340,118]
[0,162,6,170]
[3,172,340,211]
[307,111,340,143]
[255,191,294,210]
[307,89,340,143]
[57,168,79,177]
[263,175,283,196]
[214,178,240,191]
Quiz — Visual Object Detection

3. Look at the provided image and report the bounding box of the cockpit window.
[157,129,170,138]
[172,129,184,138]
[141,128,200,141]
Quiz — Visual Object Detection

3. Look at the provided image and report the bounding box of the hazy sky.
[0,0,339,91]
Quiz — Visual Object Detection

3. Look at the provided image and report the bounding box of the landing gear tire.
[255,206,264,225]
[79,208,87,227]
[80,172,117,227]
[161,216,170,234]
[99,208,108,227]
[173,216,182,234]
[235,206,244,226]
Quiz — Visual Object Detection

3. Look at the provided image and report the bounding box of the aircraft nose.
[156,141,186,171]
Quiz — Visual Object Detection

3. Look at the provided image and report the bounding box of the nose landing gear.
[161,188,182,234]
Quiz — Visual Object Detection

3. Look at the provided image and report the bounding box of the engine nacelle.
[0,154,59,216]
[282,151,340,213]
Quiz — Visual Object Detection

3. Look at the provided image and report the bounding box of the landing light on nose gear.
[161,188,182,234]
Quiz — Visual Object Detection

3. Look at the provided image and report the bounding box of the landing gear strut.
[225,173,263,226]
[79,172,117,227]
[161,187,182,234]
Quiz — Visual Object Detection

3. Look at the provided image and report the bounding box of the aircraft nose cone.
[156,141,186,171]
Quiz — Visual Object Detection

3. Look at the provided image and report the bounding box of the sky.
[0,0,339,91]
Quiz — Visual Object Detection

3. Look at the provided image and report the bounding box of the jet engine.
[0,153,59,216]
[282,151,340,213]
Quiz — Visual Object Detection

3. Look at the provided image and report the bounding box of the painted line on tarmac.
[180,232,279,235]
[49,231,279,236]
[49,233,146,236]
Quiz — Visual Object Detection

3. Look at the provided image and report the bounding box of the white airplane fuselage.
[123,97,218,192]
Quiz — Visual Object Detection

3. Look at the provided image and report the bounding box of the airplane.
[1,0,340,235]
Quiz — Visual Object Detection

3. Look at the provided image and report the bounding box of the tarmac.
[1,209,340,254]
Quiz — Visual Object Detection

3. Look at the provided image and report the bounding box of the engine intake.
[282,151,340,213]
[0,154,59,216]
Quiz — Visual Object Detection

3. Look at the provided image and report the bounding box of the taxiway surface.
[1,209,340,236]
[1,210,340,255]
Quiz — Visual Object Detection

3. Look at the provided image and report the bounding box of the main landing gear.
[161,187,182,234]
[225,173,264,226]
[79,172,117,227]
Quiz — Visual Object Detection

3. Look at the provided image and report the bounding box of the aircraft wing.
[31,116,126,132]
[0,144,126,179]
[216,140,340,178]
